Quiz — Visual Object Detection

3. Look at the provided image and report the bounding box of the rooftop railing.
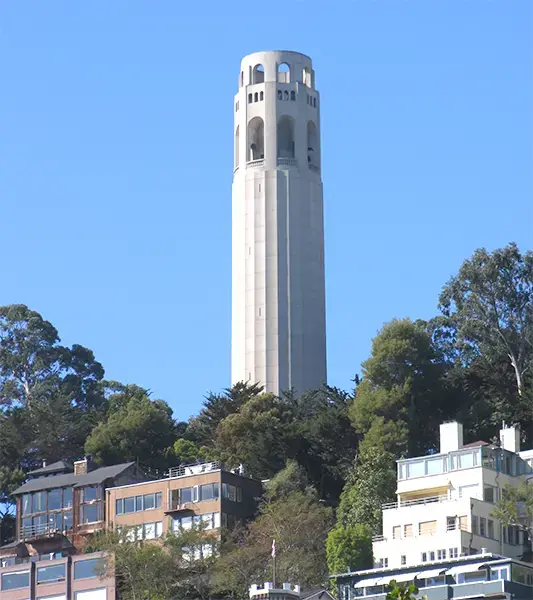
[167,461,222,479]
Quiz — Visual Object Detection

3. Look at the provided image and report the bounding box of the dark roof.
[28,460,73,476]
[301,589,335,600]
[0,540,25,550]
[12,462,136,495]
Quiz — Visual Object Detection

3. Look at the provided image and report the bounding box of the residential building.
[249,582,335,600]
[232,50,327,396]
[334,552,533,600]
[372,422,533,569]
[106,460,263,544]
[0,549,114,600]
[9,457,144,549]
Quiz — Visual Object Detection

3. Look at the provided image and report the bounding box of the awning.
[380,573,417,585]
[445,562,488,576]
[415,568,447,579]
[353,576,383,588]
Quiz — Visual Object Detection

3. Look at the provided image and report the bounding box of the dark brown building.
[10,457,145,549]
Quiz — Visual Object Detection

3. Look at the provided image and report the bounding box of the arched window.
[254,92,259,102]
[313,97,317,108]
[235,126,240,168]
[248,117,265,161]
[290,91,296,101]
[278,62,290,83]
[277,90,282,100]
[260,91,264,101]
[252,64,265,84]
[240,71,244,88]
[283,90,289,101]
[248,93,253,104]
[303,67,311,87]
[277,116,295,159]
[307,121,318,167]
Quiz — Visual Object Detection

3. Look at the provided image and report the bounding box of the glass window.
[124,497,135,514]
[236,487,242,502]
[480,517,486,536]
[37,564,66,583]
[83,486,99,502]
[437,549,446,560]
[421,553,427,562]
[63,510,72,530]
[472,516,479,535]
[200,484,217,501]
[49,511,63,530]
[407,460,425,478]
[135,496,143,512]
[180,487,192,504]
[80,503,101,524]
[484,485,495,503]
[449,548,458,558]
[33,491,46,513]
[22,517,32,535]
[47,489,62,511]
[155,521,163,537]
[22,494,31,515]
[155,492,162,508]
[429,551,435,561]
[426,457,444,475]
[63,488,73,508]
[488,519,494,539]
[401,555,406,565]
[144,523,156,540]
[181,516,192,530]
[74,558,104,580]
[116,499,124,515]
[460,452,474,469]
[1,570,30,590]
[143,494,155,510]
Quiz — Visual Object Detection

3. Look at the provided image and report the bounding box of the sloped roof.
[301,589,335,600]
[12,462,136,495]
[28,461,73,476]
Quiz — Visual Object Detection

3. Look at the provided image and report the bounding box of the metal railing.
[382,494,449,510]
[21,523,62,540]
[372,535,386,542]
[168,460,222,479]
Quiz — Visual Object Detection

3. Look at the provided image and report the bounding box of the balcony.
[21,523,64,541]
[277,157,298,167]
[165,502,194,514]
[246,159,264,168]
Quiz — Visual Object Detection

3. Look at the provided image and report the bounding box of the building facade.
[334,553,533,600]
[231,50,327,396]
[106,460,263,546]
[9,458,144,549]
[372,422,533,570]
[331,421,533,600]
[0,548,114,600]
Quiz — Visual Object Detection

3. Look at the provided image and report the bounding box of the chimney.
[440,422,464,454]
[74,455,94,476]
[500,424,520,453]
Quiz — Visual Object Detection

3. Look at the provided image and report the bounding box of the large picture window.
[20,488,75,535]
[78,486,103,525]
[115,492,162,515]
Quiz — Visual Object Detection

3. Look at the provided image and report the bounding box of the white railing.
[382,494,448,510]
[21,523,60,539]
[168,460,221,479]
[372,534,386,542]
[247,159,264,168]
[277,157,298,166]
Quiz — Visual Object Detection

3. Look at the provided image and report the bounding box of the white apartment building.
[372,421,533,570]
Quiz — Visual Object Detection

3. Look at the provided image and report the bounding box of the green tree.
[386,582,420,600]
[326,524,372,577]
[492,481,533,546]
[85,385,176,473]
[0,304,105,410]
[350,319,454,457]
[215,393,296,479]
[187,382,264,446]
[214,484,333,598]
[435,242,533,398]
[292,386,357,505]
[337,438,396,535]
[85,525,217,600]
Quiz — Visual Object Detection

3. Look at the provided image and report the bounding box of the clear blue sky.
[1,1,532,421]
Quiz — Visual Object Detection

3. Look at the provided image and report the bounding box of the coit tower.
[231,50,327,396]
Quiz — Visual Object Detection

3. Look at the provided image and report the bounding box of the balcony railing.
[246,159,264,168]
[168,461,221,479]
[382,494,448,510]
[277,157,298,167]
[21,523,62,540]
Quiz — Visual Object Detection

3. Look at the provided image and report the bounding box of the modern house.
[331,421,533,600]
[334,553,533,600]
[106,460,263,546]
[9,457,145,549]
[373,422,533,569]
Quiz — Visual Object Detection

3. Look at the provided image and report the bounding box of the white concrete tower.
[231,50,327,396]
